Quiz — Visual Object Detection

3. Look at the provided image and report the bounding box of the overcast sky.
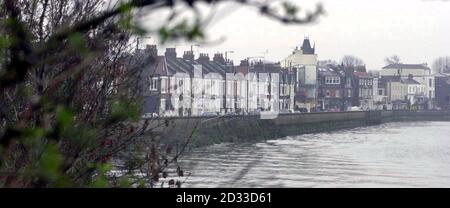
[142,0,450,70]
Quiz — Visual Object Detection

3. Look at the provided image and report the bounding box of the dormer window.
[149,77,158,91]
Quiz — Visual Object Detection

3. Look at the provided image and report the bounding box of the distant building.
[403,74,427,110]
[138,45,295,117]
[384,77,408,110]
[317,67,344,111]
[372,78,385,110]
[140,47,233,117]
[281,37,318,112]
[238,60,296,113]
[435,73,450,110]
[352,71,374,110]
[380,63,435,109]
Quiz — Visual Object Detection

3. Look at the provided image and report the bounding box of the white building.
[281,37,318,112]
[403,75,427,109]
[380,63,435,109]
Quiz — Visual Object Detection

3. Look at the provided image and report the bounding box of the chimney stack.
[197,53,210,63]
[240,59,249,66]
[145,44,158,57]
[164,48,177,59]
[183,51,194,60]
[213,53,225,64]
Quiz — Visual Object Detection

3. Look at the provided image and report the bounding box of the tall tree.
[341,55,365,68]
[432,56,450,74]
[384,55,401,65]
[318,59,337,67]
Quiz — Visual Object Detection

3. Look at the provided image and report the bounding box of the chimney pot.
[165,48,177,58]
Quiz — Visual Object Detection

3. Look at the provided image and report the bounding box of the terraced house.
[318,67,343,111]
[139,45,295,117]
[352,71,374,110]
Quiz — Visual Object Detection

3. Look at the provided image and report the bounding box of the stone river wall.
[145,110,450,147]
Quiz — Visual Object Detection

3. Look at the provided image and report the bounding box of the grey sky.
[143,0,450,70]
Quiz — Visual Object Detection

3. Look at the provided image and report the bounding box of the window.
[348,89,352,97]
[336,90,340,98]
[334,77,340,84]
[379,89,383,95]
[429,79,433,87]
[149,77,158,91]
[326,90,330,97]
[161,77,167,93]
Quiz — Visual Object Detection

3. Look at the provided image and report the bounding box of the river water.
[179,121,450,187]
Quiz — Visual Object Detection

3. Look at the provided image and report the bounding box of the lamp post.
[224,51,234,63]
[190,44,200,52]
[136,36,152,50]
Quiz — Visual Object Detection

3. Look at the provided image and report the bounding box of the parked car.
[161,111,177,117]
[141,113,158,118]
[295,108,308,113]
[348,106,363,111]
[202,112,218,117]
[279,109,292,114]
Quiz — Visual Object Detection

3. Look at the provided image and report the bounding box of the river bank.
[147,110,450,147]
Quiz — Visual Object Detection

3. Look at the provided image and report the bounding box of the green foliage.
[0,36,12,49]
[56,106,98,149]
[38,142,64,185]
[282,2,298,17]
[158,27,170,43]
[0,34,12,73]
[56,105,75,127]
[68,33,88,55]
[118,4,147,36]
[90,163,112,188]
[108,98,140,123]
[118,175,132,188]
[158,19,204,44]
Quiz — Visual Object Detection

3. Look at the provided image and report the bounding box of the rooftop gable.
[382,63,431,70]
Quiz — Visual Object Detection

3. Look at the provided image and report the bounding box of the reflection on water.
[179,122,450,187]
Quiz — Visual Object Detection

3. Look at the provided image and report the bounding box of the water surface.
[180,122,450,187]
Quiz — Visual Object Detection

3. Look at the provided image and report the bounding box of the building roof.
[353,71,371,78]
[300,38,315,55]
[250,62,282,73]
[318,67,339,77]
[434,72,450,78]
[401,78,421,85]
[382,63,431,70]
[378,76,403,88]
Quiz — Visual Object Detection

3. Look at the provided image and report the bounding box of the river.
[178,121,450,187]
